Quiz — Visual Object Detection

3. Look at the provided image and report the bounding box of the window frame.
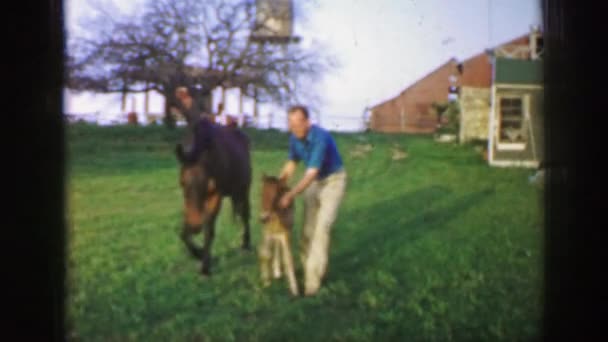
[496,94,528,151]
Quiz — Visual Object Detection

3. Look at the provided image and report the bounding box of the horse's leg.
[181,225,204,259]
[201,192,222,276]
[181,201,205,259]
[233,195,252,251]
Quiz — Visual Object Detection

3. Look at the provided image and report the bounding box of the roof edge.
[370,57,457,110]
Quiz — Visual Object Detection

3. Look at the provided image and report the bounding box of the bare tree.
[67,0,337,127]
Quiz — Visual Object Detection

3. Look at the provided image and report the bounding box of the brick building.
[368,32,532,134]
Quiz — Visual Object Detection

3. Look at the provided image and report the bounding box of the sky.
[64,0,542,131]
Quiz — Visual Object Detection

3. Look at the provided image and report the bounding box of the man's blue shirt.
[288,124,344,179]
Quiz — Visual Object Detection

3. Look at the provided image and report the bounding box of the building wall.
[370,60,459,133]
[458,53,492,88]
[459,86,491,143]
[369,52,493,134]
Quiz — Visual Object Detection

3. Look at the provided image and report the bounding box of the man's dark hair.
[288,105,309,119]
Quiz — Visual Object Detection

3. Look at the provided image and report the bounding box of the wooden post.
[269,111,274,129]
[121,91,127,112]
[220,86,226,125]
[488,85,496,165]
[400,108,405,132]
[220,86,226,107]
[144,82,149,115]
[253,87,259,127]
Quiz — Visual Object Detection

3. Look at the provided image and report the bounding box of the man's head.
[287,105,311,139]
[175,86,190,101]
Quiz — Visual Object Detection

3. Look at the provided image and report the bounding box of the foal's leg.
[273,238,282,279]
[201,192,222,276]
[280,232,299,296]
[258,232,272,287]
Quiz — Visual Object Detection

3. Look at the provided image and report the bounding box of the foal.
[258,175,299,296]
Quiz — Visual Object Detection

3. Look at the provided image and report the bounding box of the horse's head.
[260,174,289,224]
[177,158,216,229]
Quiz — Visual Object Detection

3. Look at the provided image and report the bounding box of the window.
[497,96,527,150]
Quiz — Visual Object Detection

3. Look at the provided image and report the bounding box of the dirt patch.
[391,144,408,160]
[350,143,374,158]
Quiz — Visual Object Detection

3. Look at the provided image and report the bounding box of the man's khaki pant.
[300,169,347,295]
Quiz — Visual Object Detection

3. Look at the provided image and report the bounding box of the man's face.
[288,109,310,139]
[175,89,188,101]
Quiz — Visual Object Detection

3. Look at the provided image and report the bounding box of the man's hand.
[279,160,297,182]
[278,168,319,210]
[278,192,293,209]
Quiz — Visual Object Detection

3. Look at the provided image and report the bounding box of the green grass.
[66,123,543,341]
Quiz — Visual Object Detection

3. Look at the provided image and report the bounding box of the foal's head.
[260,175,290,224]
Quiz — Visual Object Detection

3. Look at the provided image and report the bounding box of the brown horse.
[258,175,299,296]
[175,118,252,276]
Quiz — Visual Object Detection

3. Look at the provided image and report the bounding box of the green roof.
[494,57,543,85]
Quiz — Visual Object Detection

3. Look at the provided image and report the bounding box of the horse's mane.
[178,118,218,165]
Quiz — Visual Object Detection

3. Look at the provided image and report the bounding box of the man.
[172,86,218,159]
[277,105,347,296]
[171,86,214,126]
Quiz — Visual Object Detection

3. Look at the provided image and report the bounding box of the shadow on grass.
[234,186,496,340]
[206,185,495,291]
[330,186,496,286]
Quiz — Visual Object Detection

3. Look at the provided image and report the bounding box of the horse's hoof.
[201,268,211,277]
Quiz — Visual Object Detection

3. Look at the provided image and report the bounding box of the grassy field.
[66,123,543,341]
